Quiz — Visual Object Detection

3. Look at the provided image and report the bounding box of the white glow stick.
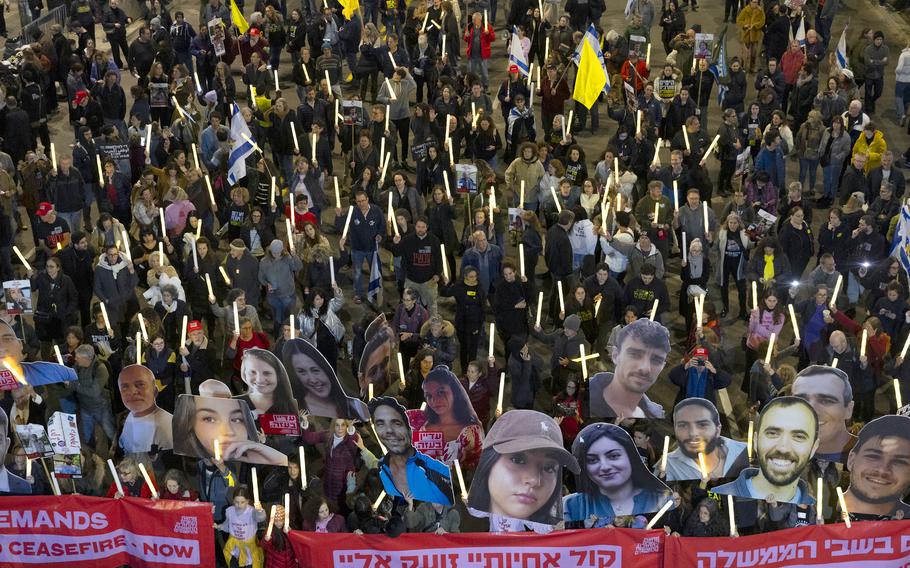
[251,466,260,507]
[265,504,277,540]
[683,126,690,151]
[519,244,526,278]
[138,313,149,341]
[895,378,903,410]
[138,463,158,498]
[646,43,652,66]
[831,357,839,368]
[646,499,674,529]
[650,298,660,321]
[273,70,279,92]
[765,332,777,365]
[651,138,663,167]
[752,281,759,311]
[324,70,332,96]
[311,133,317,162]
[829,274,843,308]
[817,476,824,521]
[329,256,335,285]
[453,459,468,500]
[284,493,290,533]
[49,142,57,170]
[368,383,374,400]
[205,175,216,205]
[672,179,679,210]
[290,121,299,153]
[579,343,588,380]
[302,63,311,83]
[194,70,202,92]
[191,236,199,269]
[145,124,152,156]
[698,451,709,480]
[191,142,200,170]
[566,110,574,137]
[440,244,449,281]
[219,266,231,286]
[702,200,710,236]
[535,291,544,328]
[135,331,142,360]
[900,332,910,359]
[233,301,240,335]
[397,351,405,389]
[180,314,188,349]
[213,438,221,462]
[12,246,31,271]
[520,180,525,205]
[107,459,123,495]
[289,313,295,338]
[372,491,386,510]
[299,446,307,489]
[727,494,737,536]
[488,322,495,356]
[286,218,295,252]
[682,232,688,264]
[100,302,113,334]
[660,435,669,473]
[556,281,565,314]
[96,155,104,183]
[747,421,754,461]
[860,328,868,358]
[496,371,505,414]
[120,229,132,261]
[836,487,851,528]
[443,171,451,198]
[25,457,31,479]
[637,110,643,135]
[341,206,354,240]
[385,78,397,100]
[789,304,800,340]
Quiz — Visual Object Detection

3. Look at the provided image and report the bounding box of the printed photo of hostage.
[370,396,454,506]
[564,422,673,524]
[713,396,819,505]
[406,365,484,468]
[843,415,910,520]
[468,410,580,528]
[358,315,397,400]
[791,365,857,463]
[661,398,749,482]
[118,364,173,456]
[282,338,369,421]
[173,382,289,466]
[588,319,670,419]
[234,347,299,418]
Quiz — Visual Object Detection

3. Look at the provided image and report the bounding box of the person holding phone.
[668,346,733,408]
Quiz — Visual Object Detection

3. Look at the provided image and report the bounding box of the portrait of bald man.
[118,364,173,455]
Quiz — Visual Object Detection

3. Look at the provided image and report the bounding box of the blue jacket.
[461,243,503,293]
[378,450,454,506]
[755,146,786,190]
[340,204,385,253]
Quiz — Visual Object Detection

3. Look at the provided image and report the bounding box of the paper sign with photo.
[284,338,369,420]
[342,100,364,126]
[53,453,83,479]
[468,410,579,526]
[405,366,484,467]
[588,319,670,419]
[370,396,454,506]
[3,280,32,315]
[455,164,478,194]
[47,412,81,455]
[15,424,55,458]
[172,392,289,466]
[357,315,398,401]
[694,34,715,59]
[564,422,673,523]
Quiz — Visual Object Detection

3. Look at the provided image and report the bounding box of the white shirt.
[121,407,173,453]
[0,467,9,492]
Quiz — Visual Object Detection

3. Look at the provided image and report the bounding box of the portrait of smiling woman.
[406,366,484,468]
[235,348,299,417]
[282,338,369,421]
[563,422,672,524]
[468,410,580,526]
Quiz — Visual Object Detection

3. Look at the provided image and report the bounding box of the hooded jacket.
[852,130,887,173]
[419,319,458,368]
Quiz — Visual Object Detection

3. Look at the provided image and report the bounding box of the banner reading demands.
[0,496,214,567]
[290,528,665,568]
[667,520,910,568]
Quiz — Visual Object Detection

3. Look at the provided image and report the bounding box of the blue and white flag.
[890,205,910,278]
[228,103,256,185]
[572,24,611,93]
[368,246,383,305]
[708,27,729,105]
[795,17,806,47]
[834,26,849,72]
[624,0,635,17]
[509,26,530,77]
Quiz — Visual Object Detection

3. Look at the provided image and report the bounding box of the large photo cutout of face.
[791,365,856,462]
[406,365,484,467]
[282,339,368,421]
[369,396,454,506]
[358,315,396,400]
[844,415,910,519]
[468,410,580,526]
[235,348,299,417]
[589,319,670,419]
[713,396,819,504]
[564,422,672,523]
[118,364,173,454]
[664,398,749,481]
[173,386,289,466]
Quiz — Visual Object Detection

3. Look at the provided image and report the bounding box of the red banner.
[0,495,214,567]
[666,520,910,568]
[290,527,665,568]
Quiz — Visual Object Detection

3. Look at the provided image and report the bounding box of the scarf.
[763,254,775,281]
[100,255,129,279]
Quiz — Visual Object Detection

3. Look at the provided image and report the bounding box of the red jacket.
[833,310,890,375]
[260,534,297,568]
[621,60,650,92]
[463,23,495,59]
[105,479,157,499]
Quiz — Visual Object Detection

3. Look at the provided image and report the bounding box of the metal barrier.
[20,4,68,42]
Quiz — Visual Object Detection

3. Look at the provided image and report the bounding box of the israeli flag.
[228,103,256,185]
[835,26,849,71]
[890,204,910,278]
[572,24,611,92]
[509,26,530,77]
[624,0,634,17]
[795,17,806,47]
[368,246,384,305]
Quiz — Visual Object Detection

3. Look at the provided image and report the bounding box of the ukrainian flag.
[573,39,607,109]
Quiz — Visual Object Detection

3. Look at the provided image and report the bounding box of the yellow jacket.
[852,130,887,173]
[737,5,765,45]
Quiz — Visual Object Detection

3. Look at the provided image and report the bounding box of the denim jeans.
[467,57,489,87]
[267,293,296,335]
[57,210,83,234]
[847,271,864,304]
[822,164,840,198]
[895,81,910,119]
[80,405,117,445]
[351,249,373,298]
[799,158,820,193]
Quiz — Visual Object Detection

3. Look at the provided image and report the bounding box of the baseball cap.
[187,320,203,333]
[563,314,581,332]
[73,90,89,105]
[508,64,519,74]
[483,410,580,473]
[36,202,54,217]
[249,28,261,37]
[691,346,708,359]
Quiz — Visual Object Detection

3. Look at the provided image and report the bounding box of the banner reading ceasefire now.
[290,528,666,568]
[0,495,213,567]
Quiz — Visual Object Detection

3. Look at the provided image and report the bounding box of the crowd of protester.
[1,0,909,565]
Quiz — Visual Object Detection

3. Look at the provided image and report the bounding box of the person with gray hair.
[153,283,191,347]
[68,344,117,447]
[461,229,503,295]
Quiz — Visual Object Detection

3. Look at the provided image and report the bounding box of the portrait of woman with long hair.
[235,348,299,417]
[406,366,484,468]
[563,422,672,523]
[282,338,369,421]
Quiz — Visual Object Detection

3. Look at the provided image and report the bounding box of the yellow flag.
[231,0,249,35]
[573,39,607,109]
[340,0,360,20]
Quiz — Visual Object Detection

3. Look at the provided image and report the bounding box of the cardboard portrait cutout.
[406,365,484,467]
[791,365,856,463]
[588,319,670,419]
[0,319,77,391]
[0,407,31,494]
[173,391,288,466]
[843,415,910,519]
[234,347,301,435]
[664,398,750,481]
[564,422,673,523]
[713,397,819,504]
[282,338,369,421]
[468,410,580,526]
[358,315,397,400]
[118,364,173,454]
[369,396,454,506]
